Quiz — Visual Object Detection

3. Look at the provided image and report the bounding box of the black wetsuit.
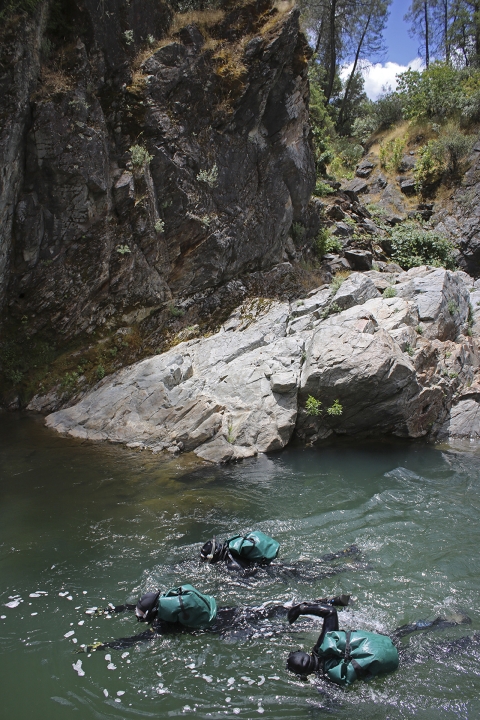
[286,604,473,679]
[84,597,350,653]
[200,541,365,582]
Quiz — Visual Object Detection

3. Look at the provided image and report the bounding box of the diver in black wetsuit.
[83,593,351,653]
[200,536,363,576]
[286,603,472,684]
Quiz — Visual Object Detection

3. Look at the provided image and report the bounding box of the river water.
[1,413,480,719]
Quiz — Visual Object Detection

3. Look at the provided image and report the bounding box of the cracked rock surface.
[46,266,480,461]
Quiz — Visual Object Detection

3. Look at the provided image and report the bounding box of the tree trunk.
[325,0,337,103]
[424,0,430,67]
[338,13,371,129]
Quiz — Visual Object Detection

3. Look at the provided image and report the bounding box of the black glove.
[288,604,305,624]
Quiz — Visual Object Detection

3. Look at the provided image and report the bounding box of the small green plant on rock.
[292,222,306,243]
[116,244,131,255]
[154,220,165,234]
[305,395,322,416]
[405,343,415,356]
[96,365,105,380]
[448,299,459,315]
[124,30,134,45]
[226,419,235,444]
[383,286,397,298]
[62,371,79,389]
[330,275,346,294]
[197,164,218,188]
[314,228,341,258]
[169,305,185,318]
[130,144,153,169]
[327,399,343,416]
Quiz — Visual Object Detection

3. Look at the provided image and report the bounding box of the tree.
[405,0,433,67]
[300,0,390,106]
[338,0,391,130]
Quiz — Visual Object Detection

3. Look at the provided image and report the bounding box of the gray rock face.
[394,267,470,341]
[2,1,314,342]
[45,265,480,458]
[332,272,380,310]
[46,301,303,463]
[0,3,49,309]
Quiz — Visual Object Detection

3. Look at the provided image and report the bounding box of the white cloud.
[341,58,424,100]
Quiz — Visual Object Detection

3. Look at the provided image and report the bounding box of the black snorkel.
[135,591,160,623]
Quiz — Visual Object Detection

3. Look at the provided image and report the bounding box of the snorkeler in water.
[199,531,363,578]
[82,592,351,653]
[286,602,472,686]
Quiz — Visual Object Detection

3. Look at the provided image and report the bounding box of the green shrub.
[96,365,105,380]
[327,399,343,416]
[390,223,456,270]
[379,137,405,172]
[314,228,342,258]
[197,164,218,187]
[154,220,165,233]
[383,286,397,298]
[305,395,322,416]
[313,179,335,197]
[397,63,462,121]
[130,144,153,168]
[292,222,306,242]
[330,275,347,294]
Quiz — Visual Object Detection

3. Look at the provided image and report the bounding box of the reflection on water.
[1,413,480,719]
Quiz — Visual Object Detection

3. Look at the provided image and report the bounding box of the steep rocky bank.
[45,265,480,462]
[0,0,316,407]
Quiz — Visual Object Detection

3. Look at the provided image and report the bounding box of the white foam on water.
[72,660,85,677]
[117,691,125,696]
[105,654,111,661]
[64,630,75,638]
[5,600,21,608]
[78,620,84,626]
[103,689,108,697]
[31,612,38,616]
[107,663,116,670]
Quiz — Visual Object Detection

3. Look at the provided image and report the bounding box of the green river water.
[2,413,480,719]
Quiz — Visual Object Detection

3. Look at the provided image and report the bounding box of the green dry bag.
[156,584,217,629]
[318,630,399,686]
[226,531,280,564]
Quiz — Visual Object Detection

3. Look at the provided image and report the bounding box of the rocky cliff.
[0,0,314,383]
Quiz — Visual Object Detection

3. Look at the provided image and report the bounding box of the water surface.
[1,413,480,719]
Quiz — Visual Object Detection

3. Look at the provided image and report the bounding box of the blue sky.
[384,0,420,64]
[341,0,424,99]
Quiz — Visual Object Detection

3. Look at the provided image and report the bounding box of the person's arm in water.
[286,604,340,675]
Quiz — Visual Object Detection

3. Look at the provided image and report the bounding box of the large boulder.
[296,321,440,442]
[46,302,303,461]
[394,267,470,340]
